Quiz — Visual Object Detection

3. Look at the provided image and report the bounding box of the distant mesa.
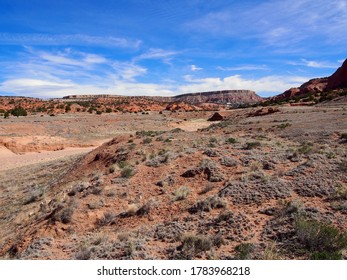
[172,90,262,105]
[62,89,263,106]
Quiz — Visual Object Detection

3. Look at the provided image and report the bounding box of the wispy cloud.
[111,62,147,81]
[134,48,178,64]
[190,65,203,71]
[0,47,309,98]
[185,0,347,50]
[0,33,142,49]
[217,65,269,71]
[289,59,340,69]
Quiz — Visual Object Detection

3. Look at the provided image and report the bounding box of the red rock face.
[327,59,347,90]
[272,59,347,102]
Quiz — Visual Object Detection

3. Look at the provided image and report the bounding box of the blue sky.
[0,0,346,98]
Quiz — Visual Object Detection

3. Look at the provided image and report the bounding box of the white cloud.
[134,48,178,64]
[190,65,203,71]
[0,77,175,98]
[0,71,309,99]
[289,59,339,69]
[179,74,309,97]
[83,54,108,64]
[111,62,147,81]
[0,33,142,49]
[0,46,311,99]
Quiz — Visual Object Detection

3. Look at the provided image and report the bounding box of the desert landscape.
[0,59,347,260]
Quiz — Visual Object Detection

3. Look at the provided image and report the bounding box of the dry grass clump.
[173,186,191,201]
[97,211,116,226]
[189,196,225,213]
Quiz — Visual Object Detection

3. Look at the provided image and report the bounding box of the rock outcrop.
[272,59,347,102]
[173,90,263,104]
[327,59,347,90]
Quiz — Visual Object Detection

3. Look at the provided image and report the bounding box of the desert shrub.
[106,108,112,113]
[277,122,291,129]
[294,217,347,259]
[297,142,313,154]
[136,130,164,137]
[121,166,134,178]
[263,242,282,260]
[23,185,44,205]
[75,246,91,260]
[126,204,139,216]
[117,160,128,169]
[55,206,74,224]
[89,185,102,195]
[142,137,152,144]
[171,128,183,133]
[203,148,218,157]
[215,211,234,223]
[68,182,88,196]
[189,196,225,213]
[97,212,116,226]
[199,183,214,195]
[244,141,261,150]
[109,165,116,174]
[180,234,212,256]
[329,184,347,200]
[226,137,237,144]
[10,106,28,117]
[338,160,347,173]
[136,200,154,216]
[173,186,191,201]
[235,243,255,260]
[96,110,102,115]
[340,133,347,140]
[118,232,129,242]
[208,137,218,147]
[145,153,171,167]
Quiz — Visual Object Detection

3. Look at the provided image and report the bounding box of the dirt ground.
[1,105,347,260]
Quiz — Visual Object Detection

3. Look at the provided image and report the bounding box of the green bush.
[277,122,291,129]
[10,106,27,117]
[297,142,313,154]
[235,243,255,260]
[226,137,237,144]
[244,141,261,150]
[121,166,134,178]
[294,217,347,259]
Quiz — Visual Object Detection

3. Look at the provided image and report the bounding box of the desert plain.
[1,101,347,260]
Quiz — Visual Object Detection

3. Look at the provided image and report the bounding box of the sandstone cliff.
[272,59,347,102]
